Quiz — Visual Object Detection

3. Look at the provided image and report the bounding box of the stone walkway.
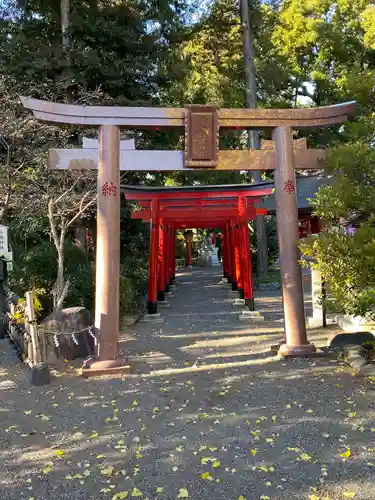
[1,267,375,500]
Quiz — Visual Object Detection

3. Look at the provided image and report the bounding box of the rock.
[31,362,51,386]
[346,354,368,370]
[344,345,364,357]
[359,363,375,377]
[40,307,95,362]
[327,331,375,349]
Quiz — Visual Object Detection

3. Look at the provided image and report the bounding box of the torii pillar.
[93,126,123,366]
[273,127,314,355]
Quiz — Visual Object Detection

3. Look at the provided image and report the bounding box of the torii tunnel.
[123,183,273,316]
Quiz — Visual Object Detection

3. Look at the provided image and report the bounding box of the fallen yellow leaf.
[156,487,164,493]
[343,493,357,498]
[112,493,128,500]
[55,450,65,457]
[340,449,352,459]
[200,472,213,480]
[177,488,189,498]
[101,466,115,477]
[131,488,142,497]
[298,453,312,462]
[212,460,220,468]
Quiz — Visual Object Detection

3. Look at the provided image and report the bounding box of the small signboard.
[0,225,13,271]
[184,105,219,168]
[0,225,8,252]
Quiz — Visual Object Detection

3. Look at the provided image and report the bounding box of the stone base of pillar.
[278,342,316,357]
[239,310,264,321]
[245,298,255,311]
[238,288,244,299]
[158,291,165,302]
[81,357,130,378]
[223,271,227,278]
[158,301,171,308]
[233,298,246,306]
[231,281,238,291]
[227,276,232,284]
[148,301,158,315]
[140,313,164,323]
[165,284,170,293]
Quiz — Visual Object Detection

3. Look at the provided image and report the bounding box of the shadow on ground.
[0,268,374,500]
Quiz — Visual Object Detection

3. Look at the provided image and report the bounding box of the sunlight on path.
[0,268,375,500]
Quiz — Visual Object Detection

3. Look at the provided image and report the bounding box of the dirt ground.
[1,268,375,500]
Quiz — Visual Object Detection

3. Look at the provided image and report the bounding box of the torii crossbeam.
[21,97,356,376]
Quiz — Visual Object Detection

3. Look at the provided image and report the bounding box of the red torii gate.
[123,184,273,315]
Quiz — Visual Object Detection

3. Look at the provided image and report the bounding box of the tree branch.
[48,198,61,250]
[67,194,97,229]
[54,177,81,204]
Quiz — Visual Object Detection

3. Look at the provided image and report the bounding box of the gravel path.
[1,267,375,500]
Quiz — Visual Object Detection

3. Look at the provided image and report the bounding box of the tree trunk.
[75,218,87,252]
[240,0,268,277]
[61,0,73,103]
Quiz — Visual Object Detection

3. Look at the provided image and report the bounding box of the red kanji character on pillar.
[101,181,116,197]
[283,180,295,194]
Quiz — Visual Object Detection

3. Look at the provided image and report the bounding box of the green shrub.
[119,257,148,314]
[299,225,375,318]
[7,238,94,317]
[250,216,278,270]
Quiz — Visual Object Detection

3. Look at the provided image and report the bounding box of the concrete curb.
[341,346,375,376]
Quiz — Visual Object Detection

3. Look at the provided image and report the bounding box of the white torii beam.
[49,138,325,172]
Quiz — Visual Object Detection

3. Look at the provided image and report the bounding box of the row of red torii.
[124,183,273,315]
[21,98,356,377]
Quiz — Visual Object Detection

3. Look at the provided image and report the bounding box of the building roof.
[121,181,274,194]
[261,176,331,212]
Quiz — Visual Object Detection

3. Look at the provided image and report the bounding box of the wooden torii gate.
[21,98,356,376]
[123,184,272,315]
